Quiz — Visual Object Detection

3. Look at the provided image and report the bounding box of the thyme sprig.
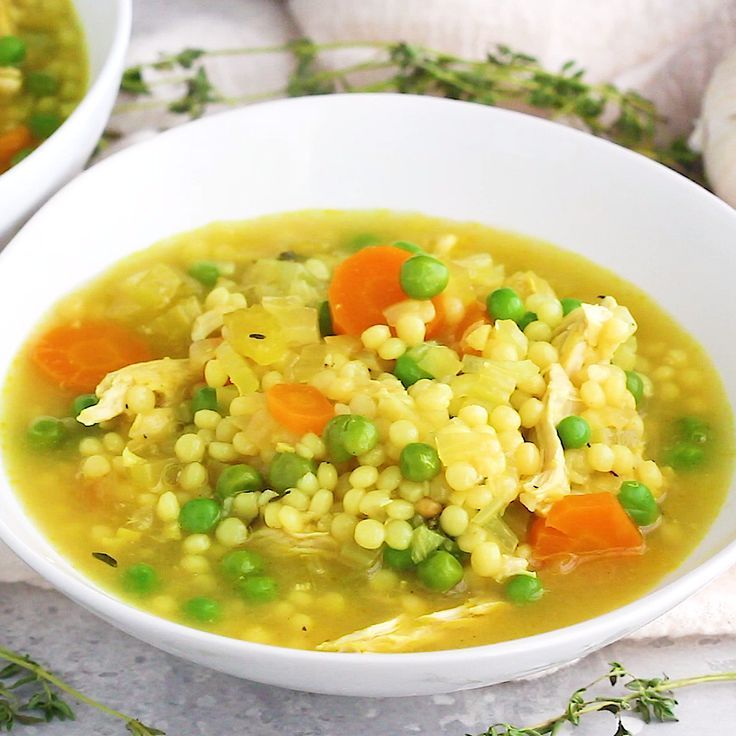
[116,39,702,180]
[0,646,163,734]
[475,661,736,735]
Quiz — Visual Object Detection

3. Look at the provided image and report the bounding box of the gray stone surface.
[1,582,735,735]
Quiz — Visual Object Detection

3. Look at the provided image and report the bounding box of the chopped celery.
[416,344,462,380]
[262,296,320,346]
[410,525,446,564]
[224,306,287,365]
[481,515,519,553]
[215,342,258,394]
[120,264,183,311]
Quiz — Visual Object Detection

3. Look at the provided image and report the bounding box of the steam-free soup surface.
[2,211,732,652]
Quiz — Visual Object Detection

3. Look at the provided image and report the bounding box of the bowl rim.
[0,0,132,185]
[1,93,735,669]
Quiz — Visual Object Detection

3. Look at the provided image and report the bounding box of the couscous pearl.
[179,462,207,491]
[524,321,553,342]
[612,445,635,476]
[361,325,391,351]
[359,490,391,518]
[490,405,521,432]
[342,488,366,516]
[384,518,414,550]
[261,371,283,391]
[215,517,249,546]
[386,499,415,520]
[580,380,607,409]
[637,460,664,491]
[181,555,210,574]
[204,359,228,388]
[102,432,125,454]
[330,513,357,542]
[194,409,221,430]
[378,337,407,361]
[528,342,558,370]
[588,443,615,473]
[350,465,379,488]
[354,518,385,549]
[377,466,403,491]
[601,318,631,344]
[398,480,426,503]
[396,315,426,347]
[519,397,544,428]
[458,404,488,427]
[263,502,283,528]
[232,492,260,520]
[215,418,238,442]
[283,489,310,511]
[79,437,104,456]
[296,472,320,494]
[156,491,180,522]
[309,489,334,516]
[388,419,419,448]
[183,533,211,555]
[440,505,469,537]
[537,299,563,328]
[317,462,338,490]
[456,525,487,553]
[208,442,237,462]
[445,462,480,491]
[175,433,206,463]
[465,484,493,509]
[125,385,156,414]
[82,454,111,479]
[471,541,502,577]
[514,442,542,475]
[232,431,257,456]
[518,373,546,397]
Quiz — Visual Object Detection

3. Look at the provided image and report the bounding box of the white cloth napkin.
[2,0,735,640]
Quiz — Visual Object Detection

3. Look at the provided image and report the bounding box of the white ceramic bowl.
[0,0,131,244]
[0,95,735,697]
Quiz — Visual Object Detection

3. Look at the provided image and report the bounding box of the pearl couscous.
[3,211,733,652]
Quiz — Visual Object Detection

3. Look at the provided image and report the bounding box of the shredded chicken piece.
[506,270,556,300]
[552,300,637,376]
[317,599,504,653]
[77,358,197,426]
[520,363,579,514]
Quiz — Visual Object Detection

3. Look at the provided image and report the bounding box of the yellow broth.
[1,211,733,652]
[0,0,88,172]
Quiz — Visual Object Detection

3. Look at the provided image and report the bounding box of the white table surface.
[2,2,735,733]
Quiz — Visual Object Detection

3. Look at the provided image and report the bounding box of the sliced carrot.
[529,492,644,563]
[32,321,153,393]
[329,245,446,338]
[0,125,33,169]
[266,383,334,436]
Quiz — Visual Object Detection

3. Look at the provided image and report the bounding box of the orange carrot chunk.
[266,383,334,436]
[329,245,446,338]
[0,125,33,170]
[32,321,153,393]
[529,492,644,562]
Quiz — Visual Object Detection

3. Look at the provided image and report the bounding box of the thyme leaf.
[116,39,703,181]
[0,646,164,734]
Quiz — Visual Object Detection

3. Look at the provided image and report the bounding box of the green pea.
[676,416,710,445]
[29,112,62,139]
[191,386,218,413]
[0,35,26,66]
[71,394,98,417]
[400,255,449,300]
[383,546,414,571]
[486,287,524,323]
[664,441,705,471]
[505,574,544,604]
[268,452,316,493]
[27,416,67,450]
[26,71,59,96]
[122,563,159,596]
[346,233,382,252]
[182,596,221,623]
[393,240,423,254]
[417,550,464,592]
[318,300,334,337]
[221,549,264,579]
[237,575,278,603]
[556,415,591,449]
[517,311,538,332]
[625,370,644,406]
[618,481,660,526]
[216,464,263,499]
[560,297,582,316]
[323,414,379,463]
[188,261,220,288]
[399,442,441,482]
[394,349,433,388]
[9,147,33,166]
[179,498,221,533]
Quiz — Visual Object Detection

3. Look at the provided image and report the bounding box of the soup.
[0,0,87,173]
[2,211,733,652]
